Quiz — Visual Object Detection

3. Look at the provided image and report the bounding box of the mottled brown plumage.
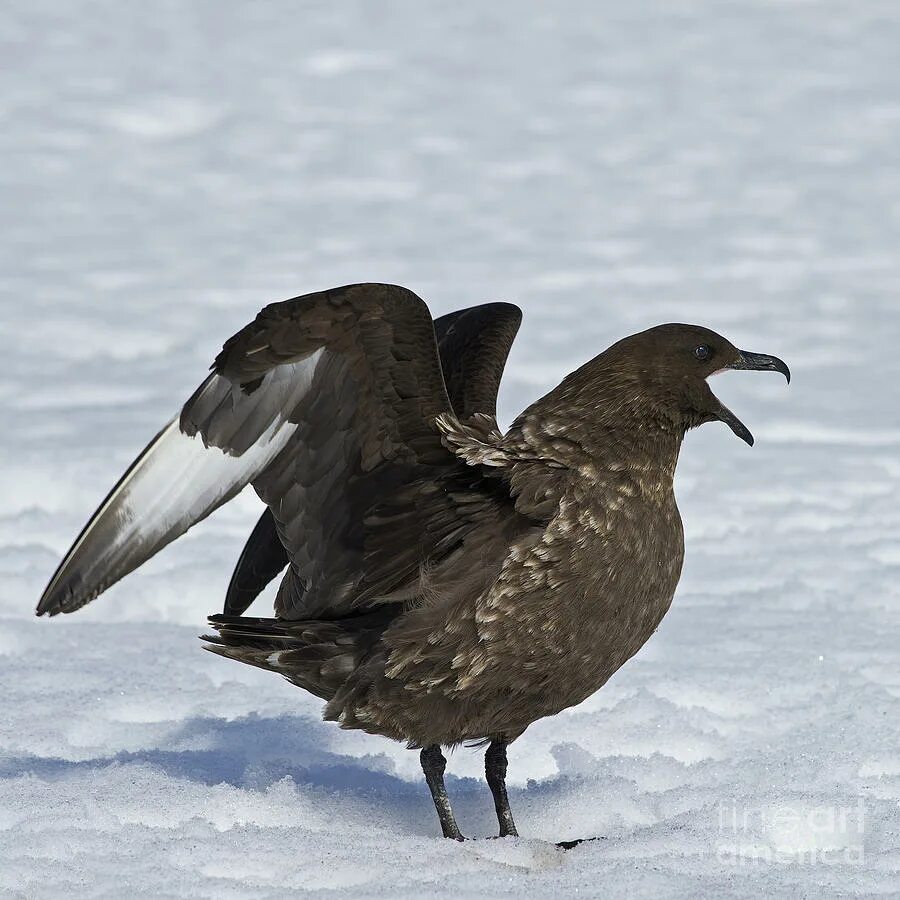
[37,283,789,840]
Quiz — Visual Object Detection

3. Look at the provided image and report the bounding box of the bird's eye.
[694,345,711,361]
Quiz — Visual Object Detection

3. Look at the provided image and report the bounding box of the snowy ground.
[2,1,900,897]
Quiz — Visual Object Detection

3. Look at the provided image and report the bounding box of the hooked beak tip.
[732,350,791,384]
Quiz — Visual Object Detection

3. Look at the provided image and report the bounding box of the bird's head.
[595,323,790,446]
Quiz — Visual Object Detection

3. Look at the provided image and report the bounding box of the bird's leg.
[485,736,518,837]
[420,745,464,840]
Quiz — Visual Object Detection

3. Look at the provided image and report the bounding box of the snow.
[2,0,899,896]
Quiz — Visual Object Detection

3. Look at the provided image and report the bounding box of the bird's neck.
[510,412,682,484]
[509,381,685,486]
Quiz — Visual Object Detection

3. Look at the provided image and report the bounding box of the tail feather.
[203,611,393,700]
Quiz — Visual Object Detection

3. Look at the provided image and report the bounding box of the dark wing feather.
[223,301,523,616]
[37,283,517,620]
[223,507,286,616]
[432,301,522,418]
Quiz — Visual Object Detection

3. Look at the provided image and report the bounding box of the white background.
[1,2,898,896]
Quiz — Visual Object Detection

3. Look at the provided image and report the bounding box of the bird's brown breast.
[366,463,685,745]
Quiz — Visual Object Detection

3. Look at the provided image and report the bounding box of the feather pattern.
[222,301,523,616]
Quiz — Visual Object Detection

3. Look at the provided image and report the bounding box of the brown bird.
[37,283,789,840]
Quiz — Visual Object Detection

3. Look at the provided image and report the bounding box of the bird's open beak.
[713,350,791,447]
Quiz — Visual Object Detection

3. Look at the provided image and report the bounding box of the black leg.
[420,745,464,840]
[485,737,518,837]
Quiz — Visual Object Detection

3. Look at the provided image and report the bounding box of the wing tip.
[222,592,250,618]
[467,300,523,322]
[491,300,523,318]
[35,596,77,617]
[36,577,100,618]
[36,587,64,617]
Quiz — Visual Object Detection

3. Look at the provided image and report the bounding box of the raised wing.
[223,301,522,616]
[432,302,522,419]
[38,283,497,618]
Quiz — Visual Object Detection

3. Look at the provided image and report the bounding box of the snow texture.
[2,1,899,897]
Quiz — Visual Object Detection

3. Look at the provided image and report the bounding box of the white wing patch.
[37,350,325,615]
